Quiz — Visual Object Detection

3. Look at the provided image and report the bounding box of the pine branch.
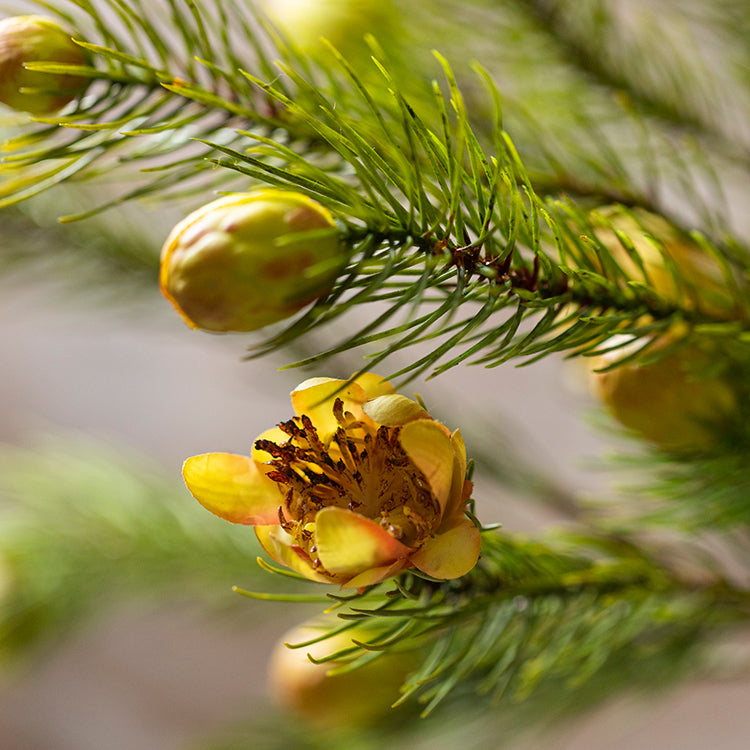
[235,528,750,732]
[11,437,745,733]
[0,0,333,217]
[3,3,749,384]
[240,115,750,383]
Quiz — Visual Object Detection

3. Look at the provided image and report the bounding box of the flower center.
[255,399,440,566]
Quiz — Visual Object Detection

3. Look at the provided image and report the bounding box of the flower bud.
[0,552,13,604]
[260,0,397,59]
[159,190,344,333]
[269,619,419,729]
[588,206,736,319]
[0,15,90,115]
[590,334,736,452]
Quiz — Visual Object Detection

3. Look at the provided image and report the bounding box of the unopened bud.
[269,619,419,729]
[260,0,397,59]
[0,15,90,115]
[159,190,344,332]
[590,334,736,452]
[588,206,736,319]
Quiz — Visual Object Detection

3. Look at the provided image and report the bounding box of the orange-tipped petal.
[291,378,369,437]
[183,453,282,525]
[410,518,481,579]
[362,394,430,427]
[315,506,412,576]
[398,419,454,512]
[255,525,331,583]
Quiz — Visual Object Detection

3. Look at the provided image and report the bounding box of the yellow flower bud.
[260,0,397,59]
[269,619,419,729]
[590,335,736,452]
[159,190,344,333]
[0,553,13,604]
[0,15,90,115]
[588,206,736,319]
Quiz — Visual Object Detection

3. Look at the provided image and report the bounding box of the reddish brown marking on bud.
[287,205,332,232]
[261,251,314,281]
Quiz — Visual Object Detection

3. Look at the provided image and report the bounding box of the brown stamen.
[253,398,442,571]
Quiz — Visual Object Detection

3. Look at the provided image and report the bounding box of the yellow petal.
[444,428,468,519]
[183,453,282,525]
[352,372,395,399]
[291,378,369,438]
[344,559,410,590]
[451,429,467,481]
[255,525,331,583]
[410,518,481,579]
[292,376,340,392]
[362,394,430,426]
[398,419,454,512]
[315,507,412,576]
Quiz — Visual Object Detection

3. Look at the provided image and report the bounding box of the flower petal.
[344,559,410,590]
[451,429,467,482]
[315,506,412,576]
[353,372,396,400]
[291,378,369,437]
[255,525,331,583]
[398,419,454,512]
[362,394,430,427]
[444,428,469,519]
[183,453,282,525]
[410,518,481,579]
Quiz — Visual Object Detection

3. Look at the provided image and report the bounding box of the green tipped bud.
[159,190,344,333]
[0,15,90,115]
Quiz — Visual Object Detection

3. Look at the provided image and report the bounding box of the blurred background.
[3,0,750,747]
[4,240,750,749]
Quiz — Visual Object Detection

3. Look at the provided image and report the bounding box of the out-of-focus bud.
[0,553,13,603]
[590,334,736,452]
[588,206,736,319]
[0,15,90,115]
[159,190,344,333]
[260,0,397,60]
[268,619,419,729]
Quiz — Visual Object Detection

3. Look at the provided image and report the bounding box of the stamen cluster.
[256,399,439,574]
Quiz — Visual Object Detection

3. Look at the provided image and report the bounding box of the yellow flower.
[0,15,90,115]
[183,374,481,588]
